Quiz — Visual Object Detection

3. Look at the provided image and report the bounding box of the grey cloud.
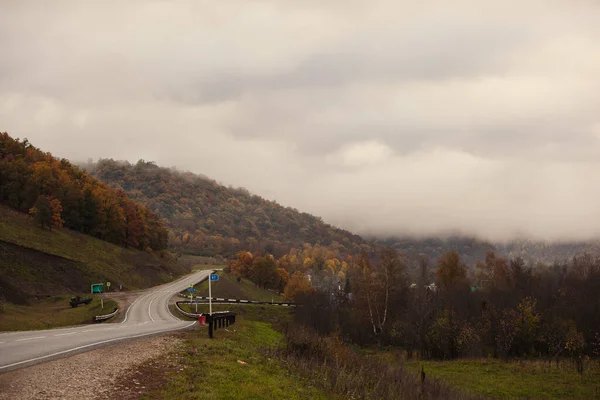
[2,0,600,241]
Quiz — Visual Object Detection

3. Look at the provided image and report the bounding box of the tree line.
[0,133,168,251]
[234,244,600,366]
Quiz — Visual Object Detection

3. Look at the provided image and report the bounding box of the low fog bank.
[273,147,600,244]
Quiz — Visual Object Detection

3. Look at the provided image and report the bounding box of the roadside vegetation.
[172,302,472,399]
[221,246,600,399]
[144,305,333,400]
[0,295,117,331]
[175,282,468,399]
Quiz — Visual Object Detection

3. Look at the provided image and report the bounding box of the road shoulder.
[0,334,183,400]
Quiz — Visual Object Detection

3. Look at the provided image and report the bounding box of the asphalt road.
[0,269,211,372]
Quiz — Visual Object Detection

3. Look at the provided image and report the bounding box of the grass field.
[145,304,333,400]
[0,295,118,331]
[191,271,283,303]
[405,359,600,399]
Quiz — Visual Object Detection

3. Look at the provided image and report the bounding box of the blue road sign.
[187,287,196,293]
[210,274,219,281]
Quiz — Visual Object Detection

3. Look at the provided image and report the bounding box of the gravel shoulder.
[0,334,183,400]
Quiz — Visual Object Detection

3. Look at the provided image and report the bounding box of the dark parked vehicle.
[70,296,92,308]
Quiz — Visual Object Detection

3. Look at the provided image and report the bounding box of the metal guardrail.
[94,307,119,322]
[194,296,297,307]
[204,311,236,338]
[175,301,201,318]
[184,295,296,307]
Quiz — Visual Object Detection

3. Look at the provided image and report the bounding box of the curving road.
[0,269,211,372]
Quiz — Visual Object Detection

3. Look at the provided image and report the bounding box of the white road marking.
[54,332,76,337]
[0,322,197,371]
[148,297,156,322]
[16,336,45,342]
[122,295,143,324]
[81,330,96,333]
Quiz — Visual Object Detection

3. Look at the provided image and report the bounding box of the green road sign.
[91,283,103,294]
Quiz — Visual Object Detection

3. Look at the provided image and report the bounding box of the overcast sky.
[2,1,600,242]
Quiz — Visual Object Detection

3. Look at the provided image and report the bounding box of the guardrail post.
[208,315,214,339]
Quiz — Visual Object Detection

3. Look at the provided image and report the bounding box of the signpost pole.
[209,274,212,315]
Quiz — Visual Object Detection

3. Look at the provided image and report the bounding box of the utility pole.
[209,273,212,315]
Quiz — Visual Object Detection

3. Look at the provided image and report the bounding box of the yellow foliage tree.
[283,271,313,301]
[48,197,64,230]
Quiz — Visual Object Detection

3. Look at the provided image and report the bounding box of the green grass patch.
[178,254,221,269]
[147,320,333,400]
[405,359,600,399]
[191,272,283,303]
[0,295,118,331]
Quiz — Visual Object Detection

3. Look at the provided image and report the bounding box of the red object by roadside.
[199,315,206,326]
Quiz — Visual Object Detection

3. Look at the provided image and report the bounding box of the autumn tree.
[276,267,290,293]
[229,251,254,277]
[476,250,512,291]
[351,248,406,339]
[436,250,467,289]
[30,195,51,229]
[48,197,64,230]
[283,271,313,301]
[251,255,278,289]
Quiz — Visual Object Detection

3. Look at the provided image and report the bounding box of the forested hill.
[0,133,168,251]
[84,159,368,258]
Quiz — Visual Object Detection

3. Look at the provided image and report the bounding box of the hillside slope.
[0,133,168,251]
[84,159,368,258]
[0,206,189,305]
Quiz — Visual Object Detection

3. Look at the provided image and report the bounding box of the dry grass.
[272,326,481,400]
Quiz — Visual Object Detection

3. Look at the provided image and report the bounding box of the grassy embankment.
[144,280,334,400]
[404,359,600,399]
[0,296,118,331]
[189,271,283,303]
[147,321,333,400]
[0,205,188,330]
